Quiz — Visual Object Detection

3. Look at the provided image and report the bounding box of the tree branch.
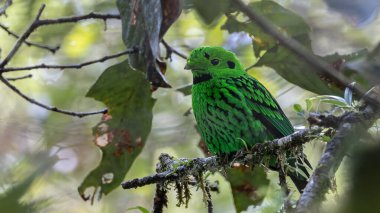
[0,74,108,117]
[0,4,131,117]
[6,74,32,81]
[161,39,188,60]
[231,0,380,108]
[295,86,380,212]
[0,0,12,16]
[1,48,138,72]
[0,23,60,53]
[0,4,121,68]
[121,85,380,211]
[0,4,46,68]
[36,12,120,26]
[121,127,323,190]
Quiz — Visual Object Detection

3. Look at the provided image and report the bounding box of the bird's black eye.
[227,61,235,69]
[211,59,219,65]
[204,52,210,59]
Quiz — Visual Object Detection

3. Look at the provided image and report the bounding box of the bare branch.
[0,4,132,118]
[0,4,46,68]
[0,74,107,117]
[1,48,138,72]
[6,74,32,81]
[161,39,188,60]
[0,4,121,68]
[37,12,120,26]
[245,63,256,71]
[0,0,12,16]
[0,23,60,53]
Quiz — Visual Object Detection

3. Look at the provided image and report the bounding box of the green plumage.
[187,46,293,154]
[186,46,310,192]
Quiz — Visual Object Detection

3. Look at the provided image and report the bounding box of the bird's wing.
[225,75,294,138]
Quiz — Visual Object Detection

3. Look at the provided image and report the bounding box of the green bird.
[185,46,311,192]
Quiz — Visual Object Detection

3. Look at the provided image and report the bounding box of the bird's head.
[184,46,245,79]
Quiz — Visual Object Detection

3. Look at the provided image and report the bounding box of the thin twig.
[0,4,121,68]
[161,39,188,60]
[0,4,132,118]
[0,74,107,117]
[0,0,12,16]
[1,48,138,72]
[0,4,46,68]
[6,74,32,81]
[37,12,120,26]
[0,23,60,53]
[245,63,256,71]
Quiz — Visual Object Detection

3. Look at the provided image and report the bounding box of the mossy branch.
[121,86,380,212]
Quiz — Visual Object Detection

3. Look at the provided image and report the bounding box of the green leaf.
[227,165,270,212]
[224,0,369,95]
[244,173,284,213]
[78,60,156,201]
[223,0,310,57]
[127,206,150,213]
[176,84,192,96]
[189,0,230,25]
[117,0,173,88]
[346,43,380,88]
[254,35,342,95]
[0,174,36,212]
[0,153,53,212]
[344,83,355,106]
[324,49,369,88]
[293,104,302,113]
[254,36,368,95]
[308,95,349,107]
[306,99,313,111]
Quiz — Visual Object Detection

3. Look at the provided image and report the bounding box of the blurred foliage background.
[0,0,379,212]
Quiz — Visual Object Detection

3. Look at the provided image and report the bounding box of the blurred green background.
[0,0,379,212]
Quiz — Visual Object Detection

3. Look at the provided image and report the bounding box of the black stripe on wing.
[228,75,294,138]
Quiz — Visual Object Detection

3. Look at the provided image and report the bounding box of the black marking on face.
[211,59,219,65]
[204,52,210,59]
[193,73,212,84]
[227,61,235,69]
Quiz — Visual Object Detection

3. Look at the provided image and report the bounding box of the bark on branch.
[121,86,380,212]
[295,86,380,213]
[121,127,323,190]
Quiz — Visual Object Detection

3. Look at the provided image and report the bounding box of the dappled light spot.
[95,133,109,147]
[62,23,100,58]
[101,173,114,184]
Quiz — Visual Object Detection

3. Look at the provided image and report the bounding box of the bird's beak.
[184,63,191,70]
